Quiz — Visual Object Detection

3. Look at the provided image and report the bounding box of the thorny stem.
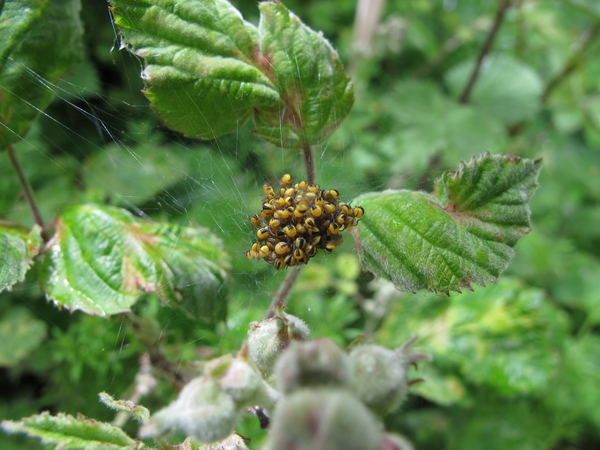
[6,143,48,240]
[302,140,316,186]
[459,0,512,104]
[265,266,304,319]
[542,19,600,103]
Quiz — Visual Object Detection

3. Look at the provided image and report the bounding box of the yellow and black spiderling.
[247,174,364,270]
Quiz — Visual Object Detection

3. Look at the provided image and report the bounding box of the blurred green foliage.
[1,0,600,449]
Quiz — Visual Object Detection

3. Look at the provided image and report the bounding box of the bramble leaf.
[355,153,542,293]
[109,0,279,140]
[109,0,353,147]
[0,306,46,367]
[0,412,145,449]
[0,221,42,292]
[0,0,83,147]
[99,393,150,425]
[39,204,230,319]
[254,1,354,147]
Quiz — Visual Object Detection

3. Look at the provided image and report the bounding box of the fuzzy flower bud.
[199,434,250,450]
[247,308,311,378]
[204,355,273,409]
[379,433,415,450]
[349,336,431,416]
[139,377,239,443]
[274,339,352,394]
[139,354,278,443]
[262,389,380,450]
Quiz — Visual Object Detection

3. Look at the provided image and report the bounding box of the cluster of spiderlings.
[247,174,364,270]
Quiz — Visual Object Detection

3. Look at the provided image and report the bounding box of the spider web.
[0,1,410,447]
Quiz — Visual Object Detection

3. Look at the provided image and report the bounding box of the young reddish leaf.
[0,307,46,367]
[254,1,354,147]
[0,412,145,449]
[0,0,83,147]
[109,0,280,140]
[355,153,542,293]
[109,0,353,148]
[0,221,42,292]
[39,204,230,319]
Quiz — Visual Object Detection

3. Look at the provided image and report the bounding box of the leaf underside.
[99,392,150,425]
[355,153,542,293]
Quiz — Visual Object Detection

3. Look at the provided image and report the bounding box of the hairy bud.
[199,433,250,450]
[263,389,380,450]
[205,355,269,408]
[139,354,277,443]
[379,433,415,450]
[274,338,352,394]
[350,336,430,415]
[139,378,239,443]
[247,308,310,378]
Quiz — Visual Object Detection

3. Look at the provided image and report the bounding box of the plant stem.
[459,0,511,104]
[264,266,304,319]
[302,141,316,186]
[6,143,48,239]
[542,19,600,103]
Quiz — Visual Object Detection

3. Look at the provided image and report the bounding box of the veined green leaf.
[376,278,568,399]
[254,1,354,147]
[109,0,280,140]
[0,306,46,367]
[0,412,145,449]
[0,0,83,147]
[0,221,42,292]
[109,0,353,147]
[355,153,542,293]
[39,204,230,319]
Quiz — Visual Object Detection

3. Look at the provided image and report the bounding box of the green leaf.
[0,0,83,147]
[446,54,543,125]
[0,412,145,449]
[377,279,568,397]
[254,1,354,147]
[355,153,542,293]
[409,364,469,407]
[383,80,507,162]
[109,0,353,147]
[39,204,230,319]
[99,393,150,425]
[447,400,557,450]
[109,0,279,140]
[546,335,600,429]
[0,306,46,367]
[0,221,42,292]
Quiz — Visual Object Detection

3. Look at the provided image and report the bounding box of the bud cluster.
[246,174,364,269]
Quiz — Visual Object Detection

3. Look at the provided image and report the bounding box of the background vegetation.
[1,0,600,449]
